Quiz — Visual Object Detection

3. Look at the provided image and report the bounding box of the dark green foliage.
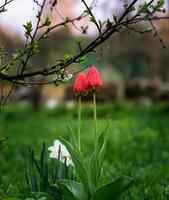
[24,143,74,199]
[1,103,169,199]
[0,137,6,150]
[57,179,84,200]
[92,176,134,200]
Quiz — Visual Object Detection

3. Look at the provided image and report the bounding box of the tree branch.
[0,0,14,10]
[0,0,168,86]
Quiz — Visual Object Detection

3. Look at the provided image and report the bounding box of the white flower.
[63,72,73,81]
[67,73,73,80]
[53,71,73,82]
[48,139,74,166]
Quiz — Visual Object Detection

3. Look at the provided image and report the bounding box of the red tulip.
[73,72,87,96]
[86,66,103,92]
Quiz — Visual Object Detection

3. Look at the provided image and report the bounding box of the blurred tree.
[0,0,168,105]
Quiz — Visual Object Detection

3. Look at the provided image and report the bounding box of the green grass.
[1,102,169,199]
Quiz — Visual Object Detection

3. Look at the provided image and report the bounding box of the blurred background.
[1,1,169,198]
[0,0,169,110]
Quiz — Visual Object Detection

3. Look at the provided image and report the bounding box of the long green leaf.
[40,143,48,190]
[60,138,91,194]
[57,179,85,200]
[66,124,79,151]
[97,120,111,151]
[89,151,97,187]
[92,176,134,200]
[89,120,111,186]
[57,182,77,200]
[97,120,111,177]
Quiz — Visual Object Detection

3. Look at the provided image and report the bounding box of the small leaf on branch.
[75,37,84,46]
[150,0,165,13]
[28,41,39,54]
[98,20,107,30]
[137,3,148,14]
[64,54,72,62]
[36,11,41,19]
[117,25,126,33]
[44,17,51,26]
[0,7,7,13]
[65,17,70,23]
[143,27,153,33]
[84,9,89,14]
[80,26,88,34]
[113,15,117,23]
[157,0,165,7]
[90,16,97,24]
[23,22,33,35]
[124,4,135,13]
[76,56,88,64]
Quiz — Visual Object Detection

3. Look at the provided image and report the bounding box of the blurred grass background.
[1,103,169,198]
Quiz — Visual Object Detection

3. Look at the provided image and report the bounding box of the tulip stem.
[93,92,97,149]
[78,95,81,150]
[93,91,99,187]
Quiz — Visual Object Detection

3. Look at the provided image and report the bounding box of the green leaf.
[157,0,165,8]
[90,16,97,24]
[84,9,89,14]
[36,11,41,19]
[137,3,148,14]
[89,120,111,186]
[57,182,76,200]
[75,37,84,46]
[89,150,98,188]
[117,25,126,33]
[97,120,111,175]
[98,20,107,30]
[113,15,117,23]
[66,124,79,150]
[60,138,91,194]
[76,56,88,64]
[57,179,85,200]
[44,17,51,26]
[39,143,48,190]
[26,149,38,192]
[97,120,111,152]
[80,26,88,34]
[46,184,62,199]
[143,27,153,33]
[65,17,71,23]
[23,21,33,34]
[29,191,54,200]
[0,7,7,13]
[98,20,102,28]
[92,176,134,200]
[28,41,39,54]
[64,54,72,62]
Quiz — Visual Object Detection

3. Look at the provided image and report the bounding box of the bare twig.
[0,0,168,86]
[0,0,14,10]
[81,0,101,34]
[38,13,87,41]
[20,0,47,75]
[0,83,15,107]
[149,19,166,48]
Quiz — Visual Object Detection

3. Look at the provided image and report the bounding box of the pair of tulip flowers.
[73,66,103,96]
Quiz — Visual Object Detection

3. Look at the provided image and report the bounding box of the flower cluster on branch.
[0,0,168,86]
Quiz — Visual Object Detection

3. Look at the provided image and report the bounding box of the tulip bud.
[73,72,87,96]
[86,66,103,92]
